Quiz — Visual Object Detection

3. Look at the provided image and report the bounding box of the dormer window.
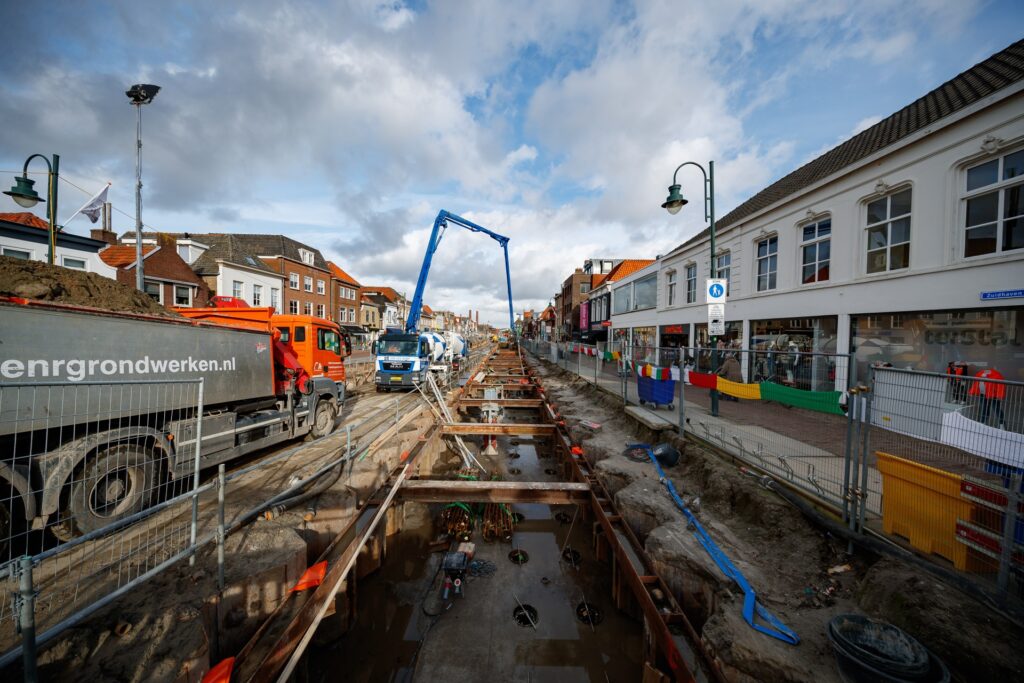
[299,248,314,265]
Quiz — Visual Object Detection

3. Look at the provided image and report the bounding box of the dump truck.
[0,297,349,543]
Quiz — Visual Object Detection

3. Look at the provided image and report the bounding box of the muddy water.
[311,425,643,682]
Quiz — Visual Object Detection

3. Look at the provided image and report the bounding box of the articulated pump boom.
[375,210,515,390]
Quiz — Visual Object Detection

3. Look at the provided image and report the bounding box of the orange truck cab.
[174,307,352,388]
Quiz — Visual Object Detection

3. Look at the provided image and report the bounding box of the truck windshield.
[381,340,419,355]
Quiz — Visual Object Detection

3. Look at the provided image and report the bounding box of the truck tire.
[67,444,157,535]
[309,399,337,440]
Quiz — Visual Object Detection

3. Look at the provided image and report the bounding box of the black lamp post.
[4,154,60,264]
[662,160,719,416]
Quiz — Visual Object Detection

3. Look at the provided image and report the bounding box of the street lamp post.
[662,160,720,416]
[126,83,160,291]
[4,154,60,264]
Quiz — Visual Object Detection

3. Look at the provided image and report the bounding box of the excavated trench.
[525,353,1024,683]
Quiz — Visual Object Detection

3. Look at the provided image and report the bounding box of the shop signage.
[980,289,1024,300]
[708,303,725,336]
[662,324,686,334]
[706,278,727,303]
[580,301,589,329]
[601,320,612,327]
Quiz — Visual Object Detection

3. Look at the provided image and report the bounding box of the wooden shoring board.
[399,479,590,504]
[441,422,554,436]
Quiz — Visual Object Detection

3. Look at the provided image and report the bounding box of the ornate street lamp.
[5,154,60,264]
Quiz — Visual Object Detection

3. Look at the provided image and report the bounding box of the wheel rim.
[316,404,332,431]
[88,466,142,518]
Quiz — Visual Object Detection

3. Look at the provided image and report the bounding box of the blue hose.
[629,443,800,645]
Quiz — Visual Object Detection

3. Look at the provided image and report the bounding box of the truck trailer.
[0,298,349,544]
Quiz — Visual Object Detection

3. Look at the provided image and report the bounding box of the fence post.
[997,471,1023,592]
[856,388,874,535]
[17,555,37,683]
[594,348,599,385]
[216,463,226,592]
[189,379,205,567]
[678,371,686,434]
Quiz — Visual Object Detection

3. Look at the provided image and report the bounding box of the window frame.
[174,285,192,307]
[289,300,299,314]
[289,272,299,289]
[270,288,280,311]
[665,269,677,307]
[685,263,697,303]
[755,234,778,292]
[713,251,731,296]
[144,280,163,304]
[303,275,313,292]
[864,186,912,275]
[316,279,325,295]
[316,303,325,318]
[799,216,832,285]
[2,246,32,260]
[61,256,87,271]
[232,280,244,299]
[961,149,1024,259]
[298,248,314,265]
[252,283,262,306]
[304,301,312,316]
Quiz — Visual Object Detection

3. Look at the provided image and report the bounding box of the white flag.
[66,183,110,225]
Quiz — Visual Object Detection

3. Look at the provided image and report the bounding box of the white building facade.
[611,42,1024,384]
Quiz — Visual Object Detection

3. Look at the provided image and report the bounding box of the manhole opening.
[554,511,572,524]
[624,446,649,462]
[508,451,521,459]
[544,467,559,476]
[576,601,604,625]
[513,604,538,627]
[508,549,529,565]
[508,467,522,475]
[511,512,525,523]
[562,547,581,566]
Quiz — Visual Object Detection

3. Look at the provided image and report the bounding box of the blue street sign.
[980,289,1024,300]
[709,283,724,298]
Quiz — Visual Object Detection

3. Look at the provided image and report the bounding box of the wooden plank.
[457,398,543,408]
[399,479,590,503]
[441,422,554,435]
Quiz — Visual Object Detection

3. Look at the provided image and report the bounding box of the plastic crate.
[636,374,676,409]
[876,452,975,570]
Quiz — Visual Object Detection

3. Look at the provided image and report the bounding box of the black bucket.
[651,443,680,467]
[827,615,949,683]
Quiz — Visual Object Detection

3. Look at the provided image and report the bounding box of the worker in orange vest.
[946,361,968,404]
[967,367,1006,428]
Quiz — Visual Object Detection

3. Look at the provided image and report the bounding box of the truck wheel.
[67,444,157,535]
[310,399,337,439]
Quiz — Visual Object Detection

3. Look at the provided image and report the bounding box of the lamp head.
[4,175,43,208]
[126,83,161,105]
[661,184,688,215]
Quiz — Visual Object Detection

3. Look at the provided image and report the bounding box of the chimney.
[156,232,177,249]
[475,310,479,324]
[90,202,118,245]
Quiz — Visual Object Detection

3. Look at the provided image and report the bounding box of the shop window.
[800,217,831,284]
[665,270,676,306]
[866,188,911,273]
[756,235,778,291]
[713,252,731,295]
[685,263,697,303]
[963,149,1024,257]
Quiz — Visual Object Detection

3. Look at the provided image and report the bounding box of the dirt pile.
[0,255,177,317]
[529,355,1024,683]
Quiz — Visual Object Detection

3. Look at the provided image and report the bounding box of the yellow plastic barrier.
[716,377,762,400]
[876,451,974,570]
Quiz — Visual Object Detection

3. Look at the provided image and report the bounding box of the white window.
[303,275,312,292]
[62,256,87,271]
[801,217,831,284]
[317,279,325,295]
[289,300,299,314]
[713,252,731,295]
[866,188,911,273]
[174,285,191,306]
[253,284,262,306]
[270,288,280,311]
[612,284,631,314]
[666,270,676,306]
[289,272,299,289]
[756,235,778,292]
[317,304,325,318]
[339,307,345,321]
[3,247,31,259]
[338,285,344,299]
[145,281,162,303]
[685,263,697,303]
[299,248,314,265]
[349,307,356,322]
[232,280,244,299]
[304,301,312,315]
[963,149,1024,257]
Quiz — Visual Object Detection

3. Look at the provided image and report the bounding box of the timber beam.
[457,398,544,408]
[399,479,590,504]
[441,422,554,435]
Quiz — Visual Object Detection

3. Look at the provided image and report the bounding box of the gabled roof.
[99,244,158,268]
[422,304,434,316]
[224,234,328,269]
[671,38,1024,254]
[0,212,49,229]
[190,234,278,275]
[591,273,608,288]
[604,259,656,282]
[361,286,403,303]
[327,261,361,287]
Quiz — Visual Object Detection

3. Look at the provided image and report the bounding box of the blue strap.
[628,443,800,645]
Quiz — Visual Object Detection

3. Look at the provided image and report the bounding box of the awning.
[340,325,369,334]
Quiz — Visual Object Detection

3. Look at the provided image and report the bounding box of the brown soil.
[0,255,178,317]
[529,355,1024,683]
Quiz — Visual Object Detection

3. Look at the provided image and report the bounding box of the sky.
[1,1,1022,326]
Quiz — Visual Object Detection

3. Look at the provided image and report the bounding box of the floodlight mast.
[405,210,515,335]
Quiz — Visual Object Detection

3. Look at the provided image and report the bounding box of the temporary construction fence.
[523,339,1024,602]
[0,348,486,681]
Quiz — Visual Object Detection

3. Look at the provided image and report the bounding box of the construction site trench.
[8,344,1024,682]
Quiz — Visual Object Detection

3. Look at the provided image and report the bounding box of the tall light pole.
[4,154,60,264]
[662,160,719,416]
[126,83,160,291]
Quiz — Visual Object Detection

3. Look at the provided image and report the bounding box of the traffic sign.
[708,303,725,336]
[706,278,727,303]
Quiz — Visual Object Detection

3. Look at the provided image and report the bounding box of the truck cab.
[374,332,432,391]
[273,315,350,385]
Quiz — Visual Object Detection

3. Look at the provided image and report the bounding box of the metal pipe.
[134,102,145,290]
[18,556,37,683]
[997,471,1022,591]
[189,379,205,566]
[217,463,226,593]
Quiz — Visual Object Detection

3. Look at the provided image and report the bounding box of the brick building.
[98,232,209,307]
[227,235,332,319]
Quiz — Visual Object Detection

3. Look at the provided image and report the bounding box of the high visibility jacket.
[968,369,1006,399]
